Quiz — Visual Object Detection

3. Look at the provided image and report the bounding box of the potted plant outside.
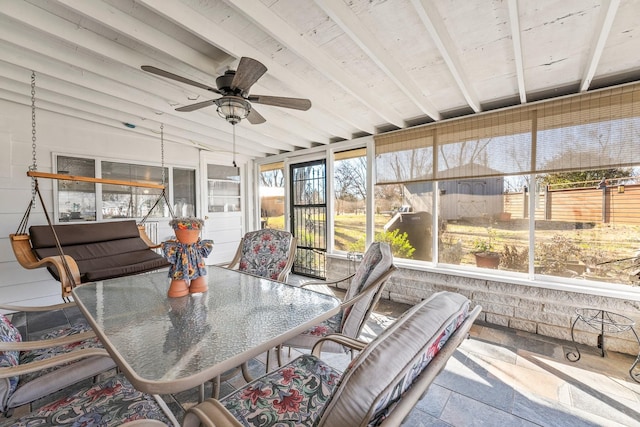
[497,212,512,222]
[472,228,500,269]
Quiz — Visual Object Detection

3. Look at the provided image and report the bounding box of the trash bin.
[384,211,432,261]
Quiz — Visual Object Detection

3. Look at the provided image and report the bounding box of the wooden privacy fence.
[503,184,640,225]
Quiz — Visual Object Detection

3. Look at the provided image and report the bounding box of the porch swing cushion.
[29,220,170,283]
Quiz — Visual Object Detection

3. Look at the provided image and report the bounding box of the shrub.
[439,235,463,264]
[349,229,415,259]
[535,234,581,274]
[500,244,528,271]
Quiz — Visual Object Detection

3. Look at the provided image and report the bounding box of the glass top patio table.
[72,266,341,395]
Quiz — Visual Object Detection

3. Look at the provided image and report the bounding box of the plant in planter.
[496,211,512,222]
[472,227,500,269]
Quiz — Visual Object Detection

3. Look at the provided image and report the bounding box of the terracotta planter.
[167,279,189,298]
[189,276,208,294]
[167,227,204,297]
[498,212,511,221]
[474,252,501,269]
[175,228,200,244]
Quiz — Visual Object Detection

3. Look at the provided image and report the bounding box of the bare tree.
[385,149,432,182]
[334,157,366,215]
[335,157,366,201]
[260,169,284,187]
[438,138,492,171]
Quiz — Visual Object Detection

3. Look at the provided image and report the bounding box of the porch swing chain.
[17,71,78,292]
[30,71,37,206]
[139,123,174,224]
[161,123,165,187]
[16,72,39,235]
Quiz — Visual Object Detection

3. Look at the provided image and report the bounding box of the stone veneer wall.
[327,256,640,356]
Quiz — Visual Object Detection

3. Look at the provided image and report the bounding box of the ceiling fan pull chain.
[232,124,237,168]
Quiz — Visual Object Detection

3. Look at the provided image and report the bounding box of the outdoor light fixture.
[214,96,250,125]
[213,96,248,168]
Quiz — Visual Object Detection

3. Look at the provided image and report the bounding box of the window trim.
[52,152,197,224]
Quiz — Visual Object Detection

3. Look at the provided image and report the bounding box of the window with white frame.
[56,155,195,222]
[259,162,286,230]
[101,161,166,219]
[333,148,367,252]
[56,156,96,222]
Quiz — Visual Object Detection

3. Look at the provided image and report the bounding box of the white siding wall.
[0,99,201,307]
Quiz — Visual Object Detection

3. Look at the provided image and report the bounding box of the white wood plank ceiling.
[0,0,638,160]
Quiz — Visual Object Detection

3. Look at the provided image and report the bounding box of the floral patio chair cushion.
[238,229,294,281]
[0,314,22,403]
[220,354,341,426]
[284,312,345,353]
[0,318,116,414]
[19,322,107,381]
[5,373,172,427]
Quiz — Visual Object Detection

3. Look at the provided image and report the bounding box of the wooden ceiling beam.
[580,0,620,92]
[51,0,224,76]
[507,0,527,104]
[314,0,441,122]
[411,0,482,113]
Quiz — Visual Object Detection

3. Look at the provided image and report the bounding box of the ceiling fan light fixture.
[214,97,250,125]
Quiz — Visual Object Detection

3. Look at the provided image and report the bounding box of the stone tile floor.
[5,291,640,426]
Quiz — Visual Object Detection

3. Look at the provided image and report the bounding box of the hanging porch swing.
[9,72,174,301]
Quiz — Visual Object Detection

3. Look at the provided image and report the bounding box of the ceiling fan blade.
[231,57,267,94]
[175,100,216,112]
[141,66,221,94]
[247,107,266,125]
[248,95,312,111]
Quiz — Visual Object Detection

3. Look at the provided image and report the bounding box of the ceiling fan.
[141,57,312,125]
